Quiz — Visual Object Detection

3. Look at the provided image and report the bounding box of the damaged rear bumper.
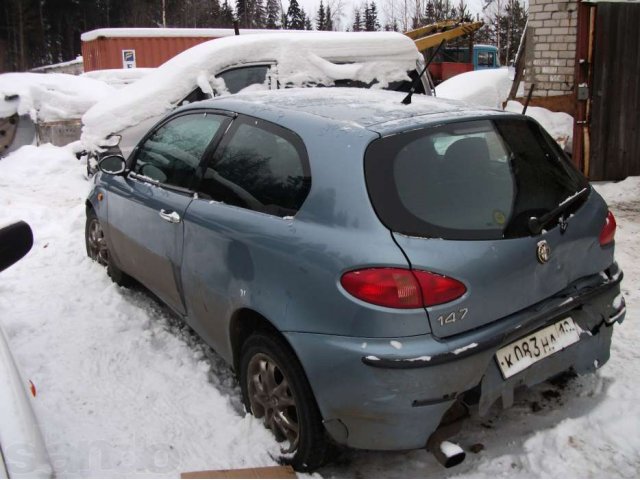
[284,264,625,451]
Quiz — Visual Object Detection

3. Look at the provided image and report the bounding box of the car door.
[180,115,312,359]
[104,111,232,315]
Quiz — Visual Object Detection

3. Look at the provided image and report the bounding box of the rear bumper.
[284,266,625,451]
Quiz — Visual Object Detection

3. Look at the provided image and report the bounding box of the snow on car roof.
[193,87,504,134]
[0,72,114,122]
[82,68,155,89]
[80,32,421,149]
[81,27,307,42]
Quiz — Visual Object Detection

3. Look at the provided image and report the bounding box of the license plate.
[495,318,580,379]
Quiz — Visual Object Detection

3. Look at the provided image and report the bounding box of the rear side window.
[365,118,588,240]
[216,65,270,94]
[197,117,311,217]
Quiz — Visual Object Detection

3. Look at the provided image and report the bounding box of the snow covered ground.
[0,141,638,478]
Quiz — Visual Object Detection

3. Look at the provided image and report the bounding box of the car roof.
[183,88,513,136]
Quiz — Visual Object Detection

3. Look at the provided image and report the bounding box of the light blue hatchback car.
[86,88,625,470]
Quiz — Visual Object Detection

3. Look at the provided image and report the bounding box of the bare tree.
[325,0,347,30]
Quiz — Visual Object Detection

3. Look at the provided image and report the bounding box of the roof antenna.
[402,39,446,105]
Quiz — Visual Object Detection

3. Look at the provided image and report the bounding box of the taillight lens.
[412,270,468,306]
[340,268,466,309]
[599,211,616,246]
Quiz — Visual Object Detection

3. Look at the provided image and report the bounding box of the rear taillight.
[340,268,466,309]
[599,211,617,246]
[412,270,468,306]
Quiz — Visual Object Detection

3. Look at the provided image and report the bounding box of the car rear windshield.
[364,117,589,240]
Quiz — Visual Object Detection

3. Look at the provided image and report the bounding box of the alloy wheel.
[86,218,109,266]
[247,352,300,453]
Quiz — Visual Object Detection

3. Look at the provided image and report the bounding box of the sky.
[295,0,487,29]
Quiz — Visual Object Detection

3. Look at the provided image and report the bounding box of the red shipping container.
[81,28,278,72]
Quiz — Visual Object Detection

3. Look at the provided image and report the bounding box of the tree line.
[377,0,526,64]
[0,0,525,72]
[0,0,324,71]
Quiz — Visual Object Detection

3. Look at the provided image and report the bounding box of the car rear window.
[364,117,589,240]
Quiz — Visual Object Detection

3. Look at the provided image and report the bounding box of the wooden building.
[522,0,640,181]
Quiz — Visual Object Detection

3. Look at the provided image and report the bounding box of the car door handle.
[159,209,181,224]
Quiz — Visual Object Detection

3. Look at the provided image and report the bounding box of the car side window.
[198,118,311,217]
[178,87,210,106]
[216,65,271,94]
[133,113,225,190]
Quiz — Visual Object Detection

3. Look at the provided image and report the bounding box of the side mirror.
[98,155,127,175]
[0,221,33,273]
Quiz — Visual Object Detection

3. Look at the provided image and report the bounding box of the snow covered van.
[80,31,435,174]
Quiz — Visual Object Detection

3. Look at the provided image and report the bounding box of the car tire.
[240,333,330,472]
[85,209,130,287]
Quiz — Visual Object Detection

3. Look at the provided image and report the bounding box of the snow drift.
[435,67,513,109]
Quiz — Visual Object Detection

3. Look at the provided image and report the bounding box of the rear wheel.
[85,209,130,286]
[240,333,330,472]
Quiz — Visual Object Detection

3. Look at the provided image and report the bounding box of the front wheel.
[85,210,109,266]
[240,333,330,472]
[85,209,130,286]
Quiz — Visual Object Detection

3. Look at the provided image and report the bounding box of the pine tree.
[220,0,235,26]
[325,5,333,30]
[236,0,248,26]
[254,0,267,27]
[433,0,452,21]
[500,0,527,64]
[457,0,471,21]
[266,0,281,27]
[210,0,222,25]
[352,8,362,31]
[424,0,436,24]
[286,0,305,29]
[364,1,380,31]
[316,0,326,30]
[236,0,266,27]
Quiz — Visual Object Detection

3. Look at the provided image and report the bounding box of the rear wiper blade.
[528,187,589,235]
